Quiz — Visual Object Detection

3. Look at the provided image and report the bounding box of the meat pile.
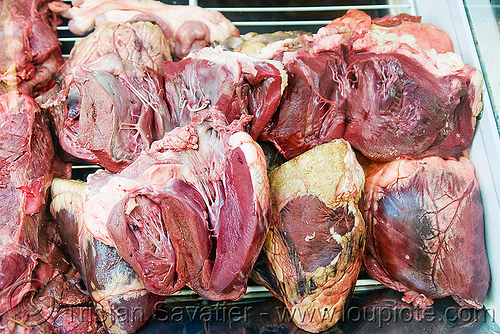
[247,9,482,161]
[0,1,491,334]
[0,91,55,316]
[0,1,96,332]
[50,109,270,333]
[0,91,94,333]
[234,13,488,324]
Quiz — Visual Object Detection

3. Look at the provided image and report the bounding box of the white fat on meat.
[81,174,142,246]
[54,0,239,59]
[371,20,453,53]
[353,28,469,76]
[252,37,300,59]
[269,139,365,213]
[189,46,288,94]
[228,131,270,219]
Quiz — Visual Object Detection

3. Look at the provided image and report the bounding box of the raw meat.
[0,91,55,316]
[259,50,347,160]
[325,10,481,161]
[361,156,490,309]
[0,0,63,96]
[0,224,98,334]
[39,21,173,172]
[81,110,270,301]
[226,31,349,160]
[52,0,239,60]
[343,33,482,161]
[372,13,453,53]
[310,9,452,54]
[162,46,287,139]
[62,21,171,72]
[50,179,163,334]
[252,139,366,333]
[50,110,270,323]
[249,9,481,162]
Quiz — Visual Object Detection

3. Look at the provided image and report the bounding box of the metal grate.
[57,0,416,57]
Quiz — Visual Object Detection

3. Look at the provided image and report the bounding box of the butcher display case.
[55,0,500,332]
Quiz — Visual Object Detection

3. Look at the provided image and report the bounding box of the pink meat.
[362,156,490,309]
[74,110,270,301]
[257,9,481,162]
[50,178,164,334]
[163,47,285,140]
[0,91,55,316]
[260,50,346,160]
[372,13,453,53]
[0,0,63,96]
[38,21,173,172]
[344,46,481,161]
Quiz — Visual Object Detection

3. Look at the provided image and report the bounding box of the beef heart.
[39,21,173,172]
[98,110,269,300]
[248,9,482,162]
[163,46,286,140]
[252,139,366,333]
[51,110,270,308]
[344,41,482,161]
[260,50,347,160]
[361,156,490,309]
[0,0,63,96]
[50,0,239,60]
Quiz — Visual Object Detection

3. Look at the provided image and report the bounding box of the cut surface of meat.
[51,110,270,306]
[38,21,173,172]
[52,0,239,60]
[99,111,270,300]
[0,91,55,316]
[252,139,366,333]
[163,47,286,140]
[260,50,346,160]
[339,11,481,161]
[50,179,164,334]
[361,156,490,309]
[248,9,481,162]
[0,0,63,96]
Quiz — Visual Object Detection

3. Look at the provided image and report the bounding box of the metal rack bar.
[231,20,334,26]
[207,5,412,12]
[163,279,386,302]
